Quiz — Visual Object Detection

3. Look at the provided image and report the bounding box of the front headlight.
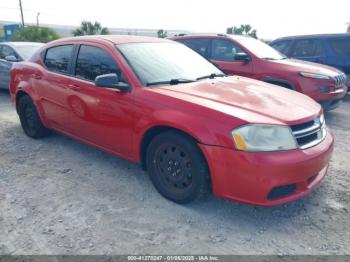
[299,72,331,80]
[231,125,298,152]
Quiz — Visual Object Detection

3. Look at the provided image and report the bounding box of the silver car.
[0,42,44,90]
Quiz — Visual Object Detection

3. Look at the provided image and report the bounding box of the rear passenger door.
[289,39,326,63]
[209,39,254,77]
[37,44,76,131]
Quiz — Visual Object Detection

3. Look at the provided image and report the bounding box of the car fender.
[133,108,231,161]
[260,76,297,90]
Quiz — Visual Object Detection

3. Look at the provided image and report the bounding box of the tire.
[17,95,51,139]
[146,131,210,204]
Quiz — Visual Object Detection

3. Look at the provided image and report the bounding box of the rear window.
[44,45,74,74]
[329,38,350,55]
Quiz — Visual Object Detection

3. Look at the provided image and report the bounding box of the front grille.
[334,73,347,88]
[290,116,327,149]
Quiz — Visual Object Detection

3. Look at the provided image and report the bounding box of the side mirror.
[5,55,20,62]
[95,73,130,92]
[234,53,251,63]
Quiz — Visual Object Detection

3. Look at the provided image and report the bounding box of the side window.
[329,38,350,55]
[291,39,322,57]
[44,45,74,74]
[179,39,209,57]
[0,45,18,59]
[75,45,121,82]
[271,40,291,54]
[210,39,246,62]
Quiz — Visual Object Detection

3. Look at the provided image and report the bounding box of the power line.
[18,0,25,26]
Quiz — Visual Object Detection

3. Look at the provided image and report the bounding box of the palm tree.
[73,21,109,36]
[157,29,167,38]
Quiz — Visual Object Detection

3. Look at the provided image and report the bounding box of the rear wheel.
[146,131,210,204]
[18,95,51,138]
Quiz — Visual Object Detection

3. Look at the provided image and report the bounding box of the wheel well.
[140,126,200,170]
[15,91,29,113]
[263,78,296,90]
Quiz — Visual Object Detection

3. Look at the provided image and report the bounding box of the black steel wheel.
[146,131,210,204]
[17,95,51,138]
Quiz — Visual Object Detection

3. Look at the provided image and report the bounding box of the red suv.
[172,34,347,111]
[10,36,333,206]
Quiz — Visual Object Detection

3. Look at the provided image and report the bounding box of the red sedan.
[10,36,333,206]
[171,34,347,111]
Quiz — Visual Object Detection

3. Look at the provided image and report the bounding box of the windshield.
[235,37,286,60]
[15,44,44,60]
[117,42,223,86]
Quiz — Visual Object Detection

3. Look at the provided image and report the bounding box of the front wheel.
[146,131,210,204]
[17,95,51,139]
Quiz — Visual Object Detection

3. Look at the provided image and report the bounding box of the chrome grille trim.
[334,73,347,88]
[290,117,327,149]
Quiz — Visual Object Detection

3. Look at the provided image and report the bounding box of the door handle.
[68,84,81,91]
[31,73,42,80]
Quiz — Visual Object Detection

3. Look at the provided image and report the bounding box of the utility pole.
[19,0,25,27]
[36,12,40,27]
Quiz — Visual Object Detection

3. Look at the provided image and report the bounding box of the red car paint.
[10,36,334,206]
[171,34,347,111]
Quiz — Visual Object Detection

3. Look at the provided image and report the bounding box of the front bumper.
[199,129,334,206]
[317,85,347,111]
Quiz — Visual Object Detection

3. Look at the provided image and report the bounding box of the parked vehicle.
[171,34,347,111]
[0,42,44,90]
[10,36,333,206]
[270,34,350,90]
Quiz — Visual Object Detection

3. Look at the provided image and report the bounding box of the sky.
[1,0,349,39]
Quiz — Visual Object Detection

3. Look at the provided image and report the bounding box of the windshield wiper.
[146,78,195,86]
[262,57,278,60]
[262,57,287,60]
[196,73,226,80]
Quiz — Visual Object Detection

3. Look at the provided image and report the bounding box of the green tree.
[226,24,258,39]
[11,26,59,43]
[157,29,167,38]
[73,21,109,36]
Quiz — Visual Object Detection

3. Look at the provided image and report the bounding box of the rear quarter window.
[44,45,74,74]
[329,38,350,55]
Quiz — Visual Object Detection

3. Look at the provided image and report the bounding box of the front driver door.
[66,44,136,158]
[0,45,18,90]
[209,39,254,77]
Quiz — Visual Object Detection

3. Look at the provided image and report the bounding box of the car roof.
[171,33,253,41]
[50,35,173,45]
[272,33,350,42]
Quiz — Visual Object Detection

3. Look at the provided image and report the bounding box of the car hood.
[270,59,342,77]
[151,76,321,125]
